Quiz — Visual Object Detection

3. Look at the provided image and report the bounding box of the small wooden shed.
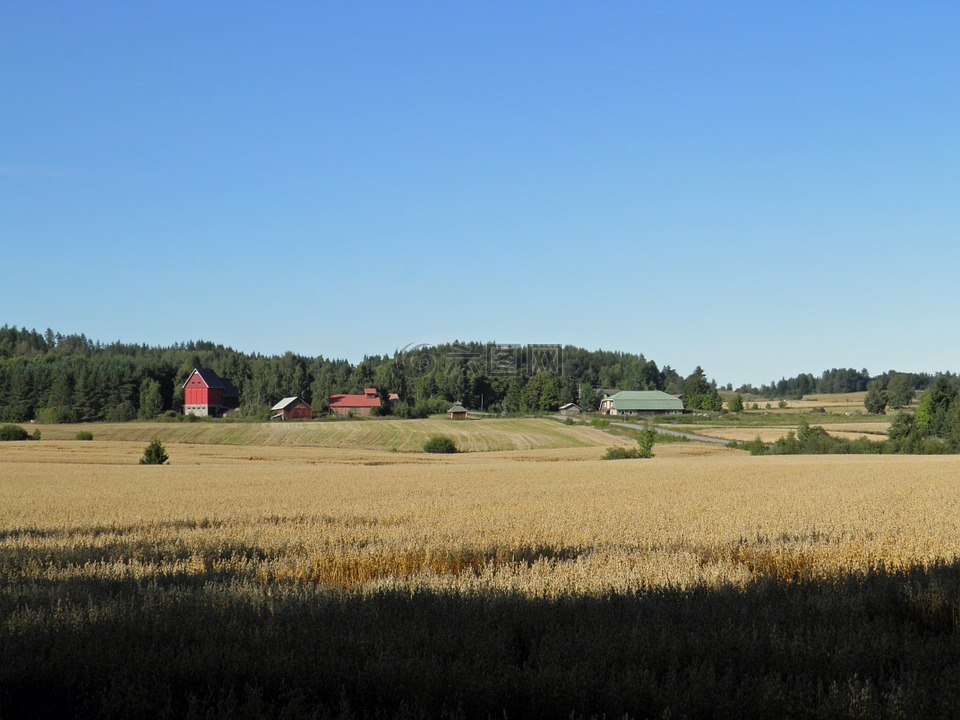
[447,402,468,420]
[559,402,581,416]
[270,396,312,421]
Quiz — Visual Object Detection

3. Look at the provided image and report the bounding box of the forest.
[0,326,697,422]
[0,325,948,423]
[738,367,948,399]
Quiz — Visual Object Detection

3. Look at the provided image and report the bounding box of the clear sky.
[3,2,959,388]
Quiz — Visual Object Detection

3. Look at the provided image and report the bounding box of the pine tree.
[139,439,169,465]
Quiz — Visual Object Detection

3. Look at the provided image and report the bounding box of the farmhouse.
[598,390,684,416]
[329,387,385,417]
[182,368,240,418]
[447,402,468,420]
[270,397,312,421]
[559,402,581,416]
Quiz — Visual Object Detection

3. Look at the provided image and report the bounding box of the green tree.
[728,393,744,413]
[538,375,561,412]
[138,378,164,420]
[683,367,723,411]
[579,384,600,412]
[886,373,914,409]
[523,372,560,412]
[683,366,710,408]
[374,359,407,402]
[916,377,957,437]
[888,412,917,452]
[637,424,657,458]
[139,439,169,465]
[864,385,887,415]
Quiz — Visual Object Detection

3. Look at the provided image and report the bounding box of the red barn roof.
[329,393,382,409]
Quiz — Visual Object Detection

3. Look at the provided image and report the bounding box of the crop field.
[3,434,960,718]
[788,391,869,407]
[28,417,620,453]
[694,425,893,444]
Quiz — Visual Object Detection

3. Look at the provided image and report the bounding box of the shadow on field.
[2,553,960,719]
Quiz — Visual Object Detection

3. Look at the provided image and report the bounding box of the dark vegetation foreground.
[3,558,960,719]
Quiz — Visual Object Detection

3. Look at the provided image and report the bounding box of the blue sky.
[3,2,959,387]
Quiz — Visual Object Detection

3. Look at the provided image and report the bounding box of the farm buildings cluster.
[182,368,687,419]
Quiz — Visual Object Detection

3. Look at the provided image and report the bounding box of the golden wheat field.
[3,438,959,593]
[4,429,960,718]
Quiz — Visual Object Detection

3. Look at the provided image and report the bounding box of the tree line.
[737,367,951,399]
[0,327,720,422]
[731,375,960,456]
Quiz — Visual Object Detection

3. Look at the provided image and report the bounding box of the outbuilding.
[559,402,581,416]
[270,397,312,421]
[447,402,468,420]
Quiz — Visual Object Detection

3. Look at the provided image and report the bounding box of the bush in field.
[742,436,767,455]
[602,446,638,460]
[394,401,434,419]
[0,424,30,441]
[75,431,94,441]
[636,425,657,458]
[423,435,458,454]
[602,425,657,460]
[139,439,169,465]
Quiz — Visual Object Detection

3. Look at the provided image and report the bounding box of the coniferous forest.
[0,324,948,424]
[0,326,689,422]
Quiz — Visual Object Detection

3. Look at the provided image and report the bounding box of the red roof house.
[182,368,240,418]
[328,387,400,417]
[329,389,382,417]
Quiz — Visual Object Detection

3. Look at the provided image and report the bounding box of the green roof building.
[599,390,684,416]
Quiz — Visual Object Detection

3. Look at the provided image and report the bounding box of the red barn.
[270,397,312,421]
[182,368,240,418]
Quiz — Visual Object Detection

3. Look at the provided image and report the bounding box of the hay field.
[696,425,892,444]
[28,417,619,453]
[4,439,960,718]
[790,391,868,408]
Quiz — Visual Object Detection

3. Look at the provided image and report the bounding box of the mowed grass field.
[29,417,621,453]
[3,429,960,718]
